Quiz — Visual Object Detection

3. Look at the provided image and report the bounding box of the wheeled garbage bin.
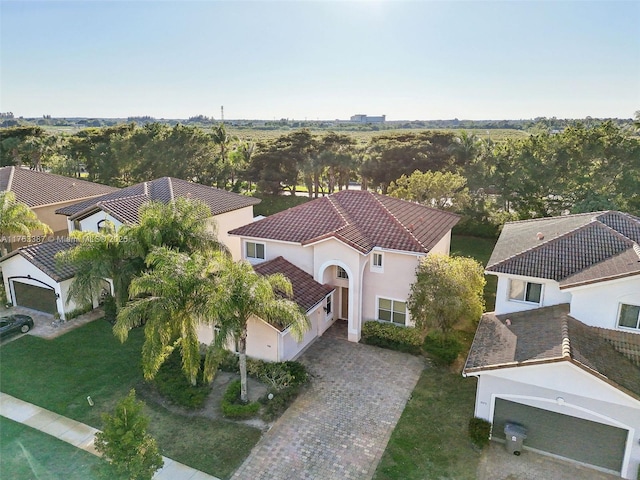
[504,423,527,455]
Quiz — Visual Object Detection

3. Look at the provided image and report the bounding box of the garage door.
[13,282,57,314]
[493,398,627,473]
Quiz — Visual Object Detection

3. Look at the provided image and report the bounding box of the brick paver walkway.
[231,334,425,480]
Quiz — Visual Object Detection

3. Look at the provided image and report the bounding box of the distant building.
[350,114,386,123]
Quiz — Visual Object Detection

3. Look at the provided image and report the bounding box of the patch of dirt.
[137,371,273,431]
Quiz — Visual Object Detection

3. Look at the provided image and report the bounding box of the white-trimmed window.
[508,279,542,304]
[371,252,383,272]
[245,241,265,260]
[336,266,348,279]
[325,294,332,316]
[618,303,640,330]
[377,297,407,325]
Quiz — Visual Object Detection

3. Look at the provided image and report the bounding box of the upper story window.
[336,266,348,279]
[618,303,640,330]
[377,297,407,325]
[509,279,542,304]
[372,252,383,271]
[246,241,265,260]
[325,294,332,316]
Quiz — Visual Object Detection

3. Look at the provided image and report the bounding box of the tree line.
[1,121,639,231]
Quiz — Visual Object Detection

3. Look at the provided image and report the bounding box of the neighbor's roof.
[56,177,260,223]
[486,211,640,288]
[229,190,459,254]
[463,305,640,400]
[0,240,77,282]
[253,256,334,314]
[0,166,119,208]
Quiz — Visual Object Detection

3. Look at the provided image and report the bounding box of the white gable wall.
[492,273,572,315]
[567,276,640,331]
[74,210,124,233]
[468,363,640,479]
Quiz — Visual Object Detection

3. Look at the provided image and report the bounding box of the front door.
[341,287,349,319]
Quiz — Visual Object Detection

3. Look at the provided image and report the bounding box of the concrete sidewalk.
[0,392,219,480]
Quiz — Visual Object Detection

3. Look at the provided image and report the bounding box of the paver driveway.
[231,334,425,480]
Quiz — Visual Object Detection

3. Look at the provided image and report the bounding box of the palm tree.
[58,198,226,309]
[211,258,310,402]
[122,198,227,260]
[0,191,53,256]
[56,224,138,309]
[114,247,225,386]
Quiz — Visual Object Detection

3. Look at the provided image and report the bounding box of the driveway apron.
[231,335,425,480]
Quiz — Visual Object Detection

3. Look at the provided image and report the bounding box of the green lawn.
[373,368,480,480]
[0,320,261,479]
[0,417,122,480]
[451,234,498,312]
[374,234,496,479]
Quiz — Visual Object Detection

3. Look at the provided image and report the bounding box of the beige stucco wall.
[361,250,422,325]
[214,206,255,261]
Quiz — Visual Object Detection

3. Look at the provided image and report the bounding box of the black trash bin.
[504,423,527,455]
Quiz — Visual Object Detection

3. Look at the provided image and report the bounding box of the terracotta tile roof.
[0,240,77,282]
[56,177,260,223]
[0,166,119,208]
[487,211,640,288]
[229,190,460,254]
[464,305,640,399]
[253,256,334,314]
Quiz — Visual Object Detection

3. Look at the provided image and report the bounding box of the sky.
[1,0,639,120]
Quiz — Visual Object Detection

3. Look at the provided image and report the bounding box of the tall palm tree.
[212,258,310,402]
[58,198,226,309]
[114,247,225,385]
[56,224,138,309]
[0,191,53,256]
[122,198,227,261]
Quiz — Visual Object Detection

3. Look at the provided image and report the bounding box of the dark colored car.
[0,314,34,338]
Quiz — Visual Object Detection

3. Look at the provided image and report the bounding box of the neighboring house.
[55,176,260,260]
[0,166,119,240]
[197,256,334,362]
[1,177,260,318]
[464,211,640,479]
[229,189,460,344]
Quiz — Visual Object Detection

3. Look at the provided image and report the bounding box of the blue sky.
[1,0,638,120]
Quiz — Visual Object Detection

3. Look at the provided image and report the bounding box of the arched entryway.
[316,260,357,341]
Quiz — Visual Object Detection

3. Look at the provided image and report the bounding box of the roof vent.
[536,232,544,241]
[71,182,76,187]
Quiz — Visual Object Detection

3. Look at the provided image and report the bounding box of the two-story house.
[464,211,640,479]
[228,189,460,350]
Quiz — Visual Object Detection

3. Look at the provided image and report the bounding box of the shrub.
[217,350,239,372]
[103,294,117,325]
[221,380,260,419]
[95,390,163,480]
[422,331,464,366]
[468,417,492,448]
[65,303,93,320]
[153,351,211,409]
[361,321,422,354]
[261,384,302,422]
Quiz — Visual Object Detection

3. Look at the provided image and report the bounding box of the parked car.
[0,314,34,338]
